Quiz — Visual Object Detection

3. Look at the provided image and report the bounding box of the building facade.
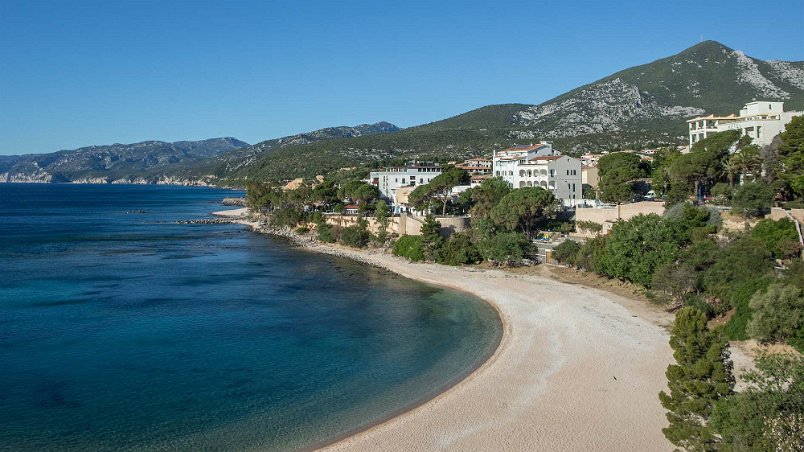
[369,163,442,202]
[687,101,803,148]
[492,143,583,206]
[456,157,492,175]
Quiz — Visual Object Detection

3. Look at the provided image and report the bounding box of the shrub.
[339,224,370,248]
[438,233,481,265]
[731,181,773,218]
[576,234,607,272]
[747,283,804,347]
[554,239,581,266]
[710,182,733,205]
[576,220,603,234]
[477,232,534,266]
[317,224,337,243]
[392,235,425,262]
[751,218,801,259]
[722,277,773,340]
[295,226,310,234]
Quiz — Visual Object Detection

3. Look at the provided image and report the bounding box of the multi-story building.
[492,143,583,206]
[687,101,803,148]
[369,162,442,201]
[456,157,492,175]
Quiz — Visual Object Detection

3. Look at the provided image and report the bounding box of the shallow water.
[0,184,501,451]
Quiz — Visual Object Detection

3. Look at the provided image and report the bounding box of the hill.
[0,138,248,184]
[235,41,804,181]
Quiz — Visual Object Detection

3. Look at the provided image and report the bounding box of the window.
[402,178,406,184]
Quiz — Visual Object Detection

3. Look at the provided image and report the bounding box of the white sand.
[211,207,248,217]
[308,246,676,451]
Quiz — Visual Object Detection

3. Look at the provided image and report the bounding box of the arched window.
[519,169,526,177]
[527,181,533,187]
[519,181,526,188]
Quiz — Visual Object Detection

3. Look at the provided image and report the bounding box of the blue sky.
[1,0,802,155]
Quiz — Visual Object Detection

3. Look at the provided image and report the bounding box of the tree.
[374,200,390,245]
[553,239,581,266]
[746,283,804,346]
[711,353,804,452]
[727,145,761,186]
[419,215,444,261]
[439,233,481,265]
[777,115,804,199]
[731,181,773,218]
[477,232,534,266]
[467,177,511,220]
[596,214,687,287]
[490,187,558,240]
[409,166,468,216]
[659,307,734,451]
[339,180,380,209]
[668,131,739,202]
[597,152,647,204]
[751,218,801,259]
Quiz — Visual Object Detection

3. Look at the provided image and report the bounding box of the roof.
[686,114,739,122]
[471,175,491,181]
[500,143,549,153]
[344,204,359,209]
[527,155,562,162]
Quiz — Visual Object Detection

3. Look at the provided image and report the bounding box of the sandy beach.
[214,208,744,451]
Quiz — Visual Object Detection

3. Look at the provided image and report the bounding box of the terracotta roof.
[344,204,359,209]
[471,175,491,181]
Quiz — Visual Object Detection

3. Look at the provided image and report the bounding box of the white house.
[492,143,583,207]
[369,162,442,202]
[687,101,803,148]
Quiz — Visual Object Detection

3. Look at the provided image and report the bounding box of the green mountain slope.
[234,41,803,182]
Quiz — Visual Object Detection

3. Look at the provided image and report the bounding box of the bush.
[317,224,337,243]
[339,224,370,248]
[576,234,607,272]
[731,181,773,218]
[747,283,804,347]
[554,239,581,266]
[392,235,425,262]
[751,218,801,259]
[710,182,733,205]
[295,226,310,234]
[438,233,481,265]
[722,277,773,340]
[477,232,534,266]
[576,220,603,234]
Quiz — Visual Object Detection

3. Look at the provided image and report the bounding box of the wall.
[574,201,666,235]
[323,213,468,237]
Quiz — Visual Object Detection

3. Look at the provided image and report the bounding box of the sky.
[1,0,802,155]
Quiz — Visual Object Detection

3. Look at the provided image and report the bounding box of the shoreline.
[216,208,742,451]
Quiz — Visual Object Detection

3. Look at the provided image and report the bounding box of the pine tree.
[420,215,444,261]
[659,307,735,451]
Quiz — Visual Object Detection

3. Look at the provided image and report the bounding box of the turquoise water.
[0,184,501,451]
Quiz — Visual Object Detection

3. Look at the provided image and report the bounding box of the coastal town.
[3,2,804,449]
[229,98,804,450]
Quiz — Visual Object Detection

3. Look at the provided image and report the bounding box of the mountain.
[202,121,400,176]
[0,138,249,184]
[234,41,804,181]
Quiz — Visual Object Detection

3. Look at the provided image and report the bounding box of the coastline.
[216,209,743,451]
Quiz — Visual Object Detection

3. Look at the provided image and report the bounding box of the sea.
[0,183,501,451]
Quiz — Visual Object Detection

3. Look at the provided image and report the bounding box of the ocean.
[0,184,501,451]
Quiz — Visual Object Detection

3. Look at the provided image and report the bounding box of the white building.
[456,157,492,175]
[687,101,803,148]
[493,143,583,206]
[369,163,442,202]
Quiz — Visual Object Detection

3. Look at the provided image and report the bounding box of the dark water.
[0,184,501,451]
